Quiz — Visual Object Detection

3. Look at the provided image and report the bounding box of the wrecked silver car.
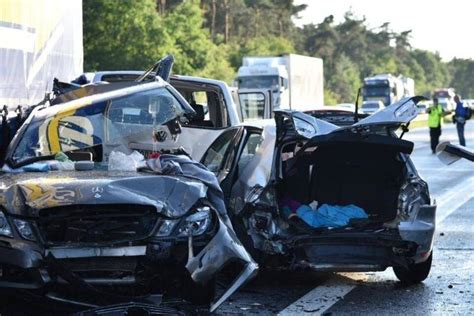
[0,78,256,312]
[201,97,436,284]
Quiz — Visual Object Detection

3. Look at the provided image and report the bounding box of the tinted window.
[238,76,279,90]
[237,132,263,177]
[201,129,239,173]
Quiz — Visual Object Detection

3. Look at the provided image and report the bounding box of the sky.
[293,0,474,61]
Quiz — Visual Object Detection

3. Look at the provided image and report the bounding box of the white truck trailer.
[0,0,83,111]
[235,54,324,119]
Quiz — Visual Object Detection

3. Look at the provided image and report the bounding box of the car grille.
[37,204,159,245]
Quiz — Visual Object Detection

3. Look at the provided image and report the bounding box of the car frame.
[200,97,436,283]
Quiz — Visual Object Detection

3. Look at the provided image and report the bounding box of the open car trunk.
[278,131,414,227]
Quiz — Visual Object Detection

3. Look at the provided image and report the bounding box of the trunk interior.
[278,136,409,226]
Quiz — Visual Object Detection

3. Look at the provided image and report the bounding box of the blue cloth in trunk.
[296,203,368,228]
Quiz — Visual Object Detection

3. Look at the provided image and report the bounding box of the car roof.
[33,80,169,119]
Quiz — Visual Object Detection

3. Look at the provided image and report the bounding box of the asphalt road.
[216,121,474,315]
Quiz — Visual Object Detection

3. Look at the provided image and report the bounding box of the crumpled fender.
[186,213,258,312]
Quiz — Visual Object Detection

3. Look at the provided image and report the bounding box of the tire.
[393,251,432,284]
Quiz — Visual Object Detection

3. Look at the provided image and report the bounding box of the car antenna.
[354,87,361,122]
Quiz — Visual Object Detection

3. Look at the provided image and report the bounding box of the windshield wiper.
[8,154,56,169]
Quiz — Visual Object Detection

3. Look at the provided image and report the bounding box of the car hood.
[0,170,207,218]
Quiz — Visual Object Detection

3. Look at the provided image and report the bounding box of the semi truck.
[433,88,456,112]
[362,74,414,106]
[235,54,324,119]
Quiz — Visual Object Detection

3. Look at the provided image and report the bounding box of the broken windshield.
[11,86,187,166]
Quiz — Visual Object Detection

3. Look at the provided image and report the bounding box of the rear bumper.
[288,231,420,272]
[398,204,436,263]
[287,202,437,271]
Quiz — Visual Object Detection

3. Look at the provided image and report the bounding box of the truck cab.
[236,58,289,110]
[235,54,324,116]
[362,74,403,106]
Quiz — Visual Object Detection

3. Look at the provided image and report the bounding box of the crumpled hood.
[0,170,207,218]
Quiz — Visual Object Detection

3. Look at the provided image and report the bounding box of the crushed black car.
[200,97,436,284]
[0,75,257,313]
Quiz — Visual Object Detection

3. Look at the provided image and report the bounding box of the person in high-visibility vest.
[427,97,444,154]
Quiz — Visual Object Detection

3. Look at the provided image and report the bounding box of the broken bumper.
[288,231,421,272]
[0,213,258,312]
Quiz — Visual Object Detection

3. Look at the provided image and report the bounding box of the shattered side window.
[237,132,263,177]
[202,128,239,174]
[11,87,184,166]
[105,88,183,144]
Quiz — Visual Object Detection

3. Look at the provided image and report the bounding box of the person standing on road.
[453,95,467,146]
[427,98,444,154]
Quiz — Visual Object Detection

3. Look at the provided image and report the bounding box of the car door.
[238,89,272,120]
[200,126,245,183]
[201,126,265,203]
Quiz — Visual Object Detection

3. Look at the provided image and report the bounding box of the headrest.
[190,102,205,121]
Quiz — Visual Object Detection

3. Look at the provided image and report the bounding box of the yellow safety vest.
[428,105,443,128]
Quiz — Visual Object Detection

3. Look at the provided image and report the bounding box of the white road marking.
[278,170,473,315]
[435,176,474,225]
[278,274,367,316]
[417,167,474,172]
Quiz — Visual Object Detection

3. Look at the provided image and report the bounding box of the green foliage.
[83,0,171,71]
[324,89,339,106]
[327,54,361,103]
[197,44,236,83]
[162,1,214,75]
[83,1,473,99]
[228,36,295,69]
[448,58,474,98]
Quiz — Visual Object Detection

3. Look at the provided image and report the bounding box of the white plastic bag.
[108,151,145,171]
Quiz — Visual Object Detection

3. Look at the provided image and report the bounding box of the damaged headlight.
[155,219,179,237]
[177,206,211,237]
[0,211,13,238]
[13,219,36,241]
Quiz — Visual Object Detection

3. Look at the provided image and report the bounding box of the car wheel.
[393,251,432,284]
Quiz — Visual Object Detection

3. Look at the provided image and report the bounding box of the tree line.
[83,0,474,104]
